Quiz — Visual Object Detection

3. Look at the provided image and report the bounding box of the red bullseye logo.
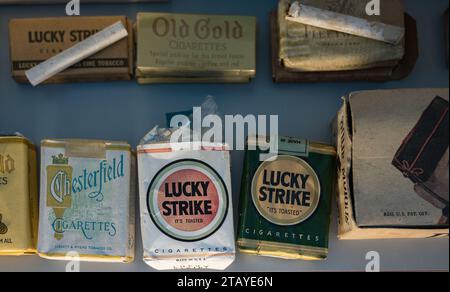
[147,160,229,242]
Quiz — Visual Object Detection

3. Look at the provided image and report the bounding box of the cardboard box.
[334,89,449,240]
[9,16,134,84]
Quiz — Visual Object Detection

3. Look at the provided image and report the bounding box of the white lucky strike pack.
[137,142,235,270]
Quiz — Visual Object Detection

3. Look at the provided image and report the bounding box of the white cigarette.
[286,2,404,45]
[25,21,128,86]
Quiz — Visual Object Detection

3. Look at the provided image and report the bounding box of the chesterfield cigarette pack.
[38,139,135,262]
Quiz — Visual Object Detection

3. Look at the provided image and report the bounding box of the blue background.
[0,0,449,272]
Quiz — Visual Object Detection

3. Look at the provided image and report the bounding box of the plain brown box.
[9,16,134,84]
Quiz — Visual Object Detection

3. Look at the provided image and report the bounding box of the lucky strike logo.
[251,155,321,226]
[147,160,228,242]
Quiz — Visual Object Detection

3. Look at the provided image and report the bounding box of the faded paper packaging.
[278,0,405,72]
[0,135,38,256]
[237,136,336,260]
[9,16,134,84]
[38,139,135,263]
[136,12,256,83]
[335,89,449,240]
[137,142,235,270]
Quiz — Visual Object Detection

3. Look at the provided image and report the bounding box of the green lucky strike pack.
[237,136,336,260]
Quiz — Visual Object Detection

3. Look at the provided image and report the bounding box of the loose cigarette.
[25,21,128,86]
[286,2,404,45]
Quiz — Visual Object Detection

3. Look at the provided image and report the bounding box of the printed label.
[46,154,73,240]
[147,160,228,242]
[152,17,244,40]
[45,153,124,241]
[251,155,321,226]
[27,29,101,44]
[0,154,15,187]
[0,214,8,235]
[13,59,129,71]
[138,13,256,73]
[0,154,15,175]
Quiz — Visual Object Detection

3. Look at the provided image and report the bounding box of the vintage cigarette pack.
[0,135,38,256]
[237,136,336,260]
[38,139,135,263]
[137,141,235,270]
[272,0,418,83]
[278,0,405,72]
[136,12,256,83]
[335,89,449,240]
[9,16,134,84]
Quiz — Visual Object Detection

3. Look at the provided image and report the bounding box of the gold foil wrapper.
[0,136,38,256]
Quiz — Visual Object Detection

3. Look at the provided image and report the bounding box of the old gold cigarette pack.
[9,16,134,84]
[37,139,135,263]
[136,12,256,84]
[0,135,38,256]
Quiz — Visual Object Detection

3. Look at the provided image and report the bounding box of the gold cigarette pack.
[0,135,38,256]
[9,16,134,84]
[37,139,135,263]
[136,12,256,83]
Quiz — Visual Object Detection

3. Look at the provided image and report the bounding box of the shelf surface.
[0,0,449,272]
